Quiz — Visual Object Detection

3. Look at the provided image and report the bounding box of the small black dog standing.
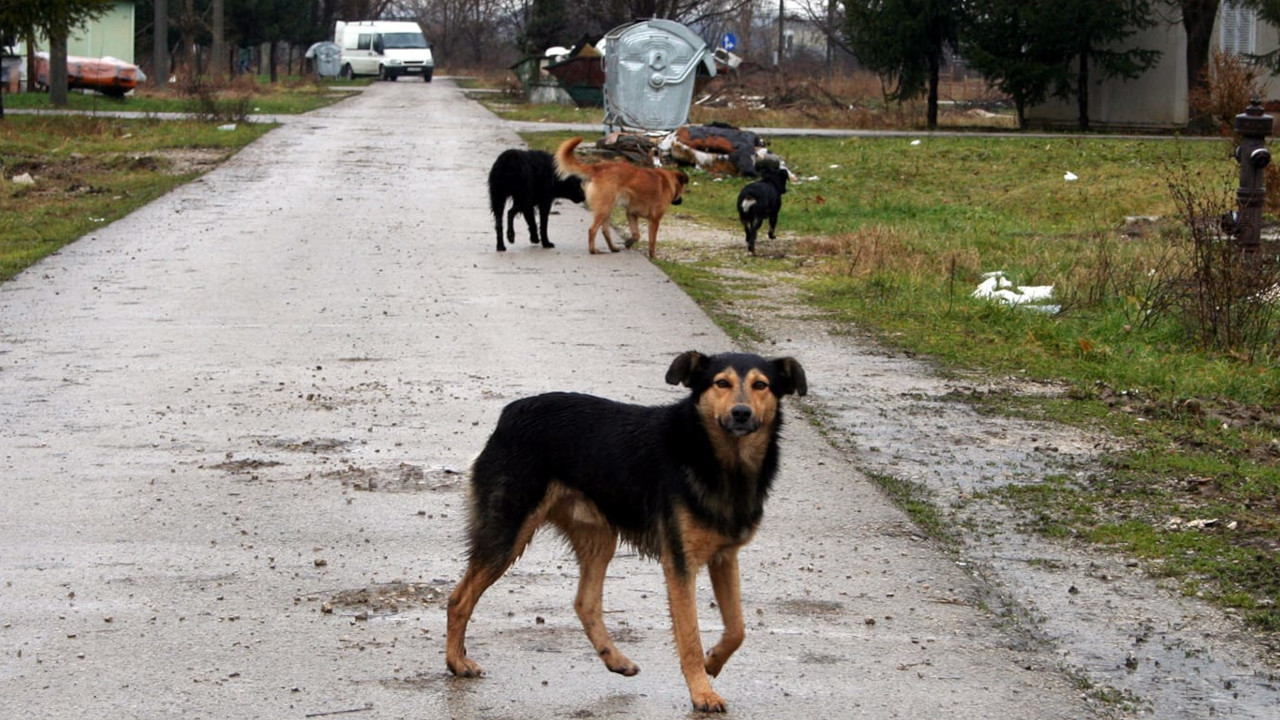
[737,166,789,254]
[446,351,807,713]
[488,149,585,251]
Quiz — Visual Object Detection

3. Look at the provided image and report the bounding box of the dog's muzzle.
[671,197,682,205]
[723,404,760,436]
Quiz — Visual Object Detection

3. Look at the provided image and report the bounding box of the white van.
[334,21,434,82]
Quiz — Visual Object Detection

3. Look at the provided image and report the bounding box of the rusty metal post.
[1233,96,1273,262]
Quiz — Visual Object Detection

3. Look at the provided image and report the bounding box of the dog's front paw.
[446,656,485,678]
[690,689,728,713]
[607,658,640,676]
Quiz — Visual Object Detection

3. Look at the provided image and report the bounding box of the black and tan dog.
[489,148,585,252]
[445,351,807,712]
[554,136,688,259]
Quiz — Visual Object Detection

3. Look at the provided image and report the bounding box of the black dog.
[446,351,807,713]
[736,166,789,253]
[488,149,586,251]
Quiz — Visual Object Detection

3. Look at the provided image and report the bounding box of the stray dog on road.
[488,149,585,252]
[737,166,789,254]
[553,137,688,258]
[445,351,808,713]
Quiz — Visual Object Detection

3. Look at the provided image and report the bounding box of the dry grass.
[691,69,1015,130]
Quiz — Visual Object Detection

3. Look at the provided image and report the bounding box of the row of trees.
[0,0,116,113]
[833,0,1224,131]
[514,0,1242,132]
[1,0,1265,132]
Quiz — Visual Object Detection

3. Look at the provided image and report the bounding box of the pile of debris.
[594,123,789,177]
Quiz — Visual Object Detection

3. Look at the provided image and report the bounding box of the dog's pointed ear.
[665,351,707,387]
[771,357,807,396]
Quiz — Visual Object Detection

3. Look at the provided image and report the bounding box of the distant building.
[1027,1,1278,130]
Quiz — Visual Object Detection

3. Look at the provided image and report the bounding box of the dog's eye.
[714,379,732,389]
[752,380,769,391]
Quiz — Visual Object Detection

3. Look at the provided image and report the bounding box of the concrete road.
[0,80,1096,719]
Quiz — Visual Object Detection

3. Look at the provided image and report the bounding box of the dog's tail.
[554,137,590,181]
[739,196,757,214]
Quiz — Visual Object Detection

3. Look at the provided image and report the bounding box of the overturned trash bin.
[603,19,716,132]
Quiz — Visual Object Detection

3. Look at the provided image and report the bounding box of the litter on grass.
[973,271,1060,313]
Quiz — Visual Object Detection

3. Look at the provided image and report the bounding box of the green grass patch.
[1,114,271,281]
[517,127,1279,638]
[3,81,355,116]
[866,473,957,545]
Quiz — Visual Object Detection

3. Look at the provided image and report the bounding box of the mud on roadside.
[654,214,1280,719]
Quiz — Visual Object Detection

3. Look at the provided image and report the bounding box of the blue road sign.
[721,33,737,51]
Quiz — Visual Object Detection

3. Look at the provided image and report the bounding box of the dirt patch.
[324,461,464,493]
[252,436,350,453]
[323,581,448,619]
[4,148,229,184]
[207,456,284,475]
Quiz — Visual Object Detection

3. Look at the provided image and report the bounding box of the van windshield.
[382,33,427,49]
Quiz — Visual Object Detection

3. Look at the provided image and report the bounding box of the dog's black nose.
[730,405,753,424]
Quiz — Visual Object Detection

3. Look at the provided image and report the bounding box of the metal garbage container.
[603,19,716,132]
[307,42,342,79]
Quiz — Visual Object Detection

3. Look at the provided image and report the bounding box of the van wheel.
[423,69,433,83]
[340,64,354,81]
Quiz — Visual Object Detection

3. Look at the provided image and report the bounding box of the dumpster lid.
[604,18,717,77]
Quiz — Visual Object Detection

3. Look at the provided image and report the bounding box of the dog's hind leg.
[743,219,762,253]
[702,548,745,678]
[590,215,620,253]
[446,487,548,678]
[502,205,520,249]
[493,201,510,251]
[563,524,639,676]
[445,561,506,677]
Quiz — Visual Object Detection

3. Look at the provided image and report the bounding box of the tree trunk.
[1077,51,1091,132]
[24,31,38,92]
[211,0,226,82]
[926,52,939,130]
[154,0,169,90]
[1183,0,1218,133]
[50,28,69,107]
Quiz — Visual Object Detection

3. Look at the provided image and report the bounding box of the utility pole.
[776,0,784,68]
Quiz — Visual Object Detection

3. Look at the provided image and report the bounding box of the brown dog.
[553,137,689,259]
